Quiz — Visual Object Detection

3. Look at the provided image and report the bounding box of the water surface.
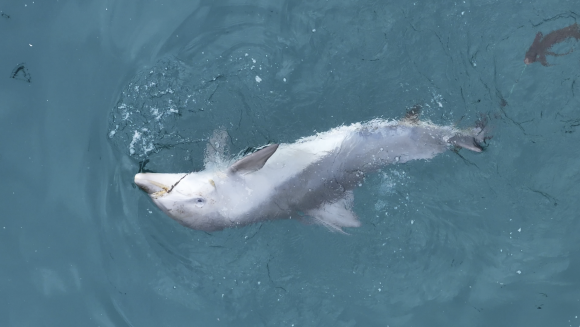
[1,1,580,326]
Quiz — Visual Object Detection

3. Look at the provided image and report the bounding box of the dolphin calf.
[134,110,486,232]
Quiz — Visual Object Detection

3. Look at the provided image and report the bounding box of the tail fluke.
[448,134,483,152]
[448,116,490,152]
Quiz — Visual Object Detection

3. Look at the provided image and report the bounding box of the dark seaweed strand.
[10,63,31,83]
[10,64,25,78]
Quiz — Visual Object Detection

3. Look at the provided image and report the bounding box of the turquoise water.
[2,1,580,326]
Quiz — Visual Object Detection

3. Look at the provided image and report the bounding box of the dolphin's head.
[134,171,231,231]
[134,144,279,231]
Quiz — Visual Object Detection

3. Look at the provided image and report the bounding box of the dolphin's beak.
[134,172,189,195]
[134,173,168,195]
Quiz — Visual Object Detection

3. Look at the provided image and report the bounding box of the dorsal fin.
[228,144,279,174]
[403,104,421,123]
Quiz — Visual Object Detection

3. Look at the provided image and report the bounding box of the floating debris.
[524,23,580,66]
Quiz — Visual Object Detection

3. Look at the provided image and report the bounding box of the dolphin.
[134,110,486,233]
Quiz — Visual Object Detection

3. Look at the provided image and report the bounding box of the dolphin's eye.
[193,197,206,208]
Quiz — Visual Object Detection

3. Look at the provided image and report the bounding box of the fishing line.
[507,64,527,99]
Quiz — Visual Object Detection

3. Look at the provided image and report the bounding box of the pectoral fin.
[204,128,230,168]
[228,144,279,174]
[306,191,361,233]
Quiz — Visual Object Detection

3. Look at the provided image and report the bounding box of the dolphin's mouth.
[134,172,190,196]
[134,173,169,195]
